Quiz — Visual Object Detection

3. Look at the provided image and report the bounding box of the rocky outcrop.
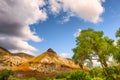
[47,48,56,53]
[3,55,28,66]
[0,48,84,73]
[16,48,80,73]
[0,47,34,70]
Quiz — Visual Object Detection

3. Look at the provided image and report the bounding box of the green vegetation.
[2,28,120,80]
[71,28,120,80]
[114,28,120,63]
[89,67,104,78]
[72,28,120,75]
[50,67,120,80]
[0,69,14,80]
[55,70,91,80]
[8,67,120,80]
[9,77,37,80]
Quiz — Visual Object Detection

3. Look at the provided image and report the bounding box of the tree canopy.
[72,28,118,75]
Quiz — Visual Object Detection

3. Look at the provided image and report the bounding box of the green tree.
[72,28,115,75]
[115,28,120,63]
[116,28,120,38]
[0,69,14,80]
[73,28,95,69]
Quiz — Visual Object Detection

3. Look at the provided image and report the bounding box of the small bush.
[55,70,91,80]
[105,66,120,80]
[9,78,19,80]
[89,67,104,78]
[0,69,14,80]
[28,77,37,80]
[91,77,103,80]
[68,70,91,80]
[55,72,69,79]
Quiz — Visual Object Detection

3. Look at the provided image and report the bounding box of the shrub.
[9,78,19,80]
[55,70,91,80]
[55,72,69,79]
[89,67,104,78]
[105,66,120,80]
[67,70,91,80]
[0,69,14,80]
[28,77,37,80]
[91,77,103,80]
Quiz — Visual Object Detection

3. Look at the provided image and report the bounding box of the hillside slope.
[0,47,11,56]
[0,47,34,70]
[16,48,80,72]
[12,53,34,59]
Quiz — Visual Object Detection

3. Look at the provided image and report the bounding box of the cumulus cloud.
[0,0,47,54]
[60,13,75,23]
[0,37,37,54]
[48,0,105,23]
[0,0,105,54]
[74,29,82,37]
[39,0,46,7]
[60,53,69,58]
[49,0,61,14]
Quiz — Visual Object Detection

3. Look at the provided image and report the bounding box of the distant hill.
[0,47,90,78]
[0,47,34,70]
[16,48,80,72]
[0,47,11,56]
[12,53,34,59]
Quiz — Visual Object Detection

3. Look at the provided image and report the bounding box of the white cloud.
[63,16,71,23]
[49,0,61,14]
[10,50,34,55]
[0,0,47,54]
[92,60,101,67]
[113,40,117,46]
[46,0,105,23]
[0,0,105,54]
[39,0,46,7]
[74,29,82,37]
[60,53,69,58]
[0,37,37,55]
[60,0,105,23]
[61,13,75,23]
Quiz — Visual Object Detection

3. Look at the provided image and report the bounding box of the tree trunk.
[96,48,108,76]
[103,60,108,67]
[99,59,108,76]
[79,63,83,69]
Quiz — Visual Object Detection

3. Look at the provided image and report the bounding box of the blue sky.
[0,0,120,58]
[29,0,120,57]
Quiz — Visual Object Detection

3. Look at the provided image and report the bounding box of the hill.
[12,53,34,60]
[16,48,80,72]
[0,47,90,78]
[0,47,34,70]
[0,47,11,56]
